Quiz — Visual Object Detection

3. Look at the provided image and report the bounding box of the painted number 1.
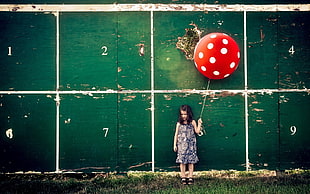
[101,46,108,55]
[8,47,12,56]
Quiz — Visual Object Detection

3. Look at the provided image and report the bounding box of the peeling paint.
[23,113,30,118]
[163,94,172,100]
[136,43,145,56]
[11,7,20,12]
[128,161,152,169]
[122,95,136,102]
[279,95,290,103]
[64,118,71,124]
[118,84,125,90]
[82,92,94,97]
[253,108,264,112]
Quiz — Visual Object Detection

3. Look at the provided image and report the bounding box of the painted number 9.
[290,126,297,136]
[101,46,108,55]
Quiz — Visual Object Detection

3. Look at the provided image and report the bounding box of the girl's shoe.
[187,178,194,185]
[181,177,187,185]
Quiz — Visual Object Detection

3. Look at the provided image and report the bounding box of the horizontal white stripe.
[0,4,309,12]
[0,88,309,95]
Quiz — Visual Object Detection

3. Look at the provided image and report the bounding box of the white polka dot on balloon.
[230,62,235,68]
[224,74,230,78]
[211,34,217,38]
[221,48,228,54]
[198,52,204,59]
[207,43,214,49]
[213,71,220,75]
[201,66,207,71]
[209,57,216,64]
[222,39,228,44]
[237,52,240,58]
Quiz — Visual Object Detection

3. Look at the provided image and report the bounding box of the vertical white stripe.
[245,93,249,171]
[56,97,60,173]
[150,10,155,172]
[244,10,249,171]
[55,11,60,173]
[56,11,60,90]
[243,11,248,89]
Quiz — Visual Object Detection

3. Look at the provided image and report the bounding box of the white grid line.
[55,11,60,173]
[243,10,249,171]
[150,10,155,172]
[0,4,310,12]
[0,89,309,95]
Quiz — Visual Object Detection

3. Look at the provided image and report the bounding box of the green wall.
[0,5,309,172]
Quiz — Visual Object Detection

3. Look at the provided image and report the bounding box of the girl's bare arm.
[193,119,203,134]
[173,123,180,152]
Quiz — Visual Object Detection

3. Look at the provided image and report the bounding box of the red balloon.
[194,33,240,79]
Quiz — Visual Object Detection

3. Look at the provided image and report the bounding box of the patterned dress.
[176,123,199,164]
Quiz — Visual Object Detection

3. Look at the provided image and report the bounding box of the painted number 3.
[101,46,108,55]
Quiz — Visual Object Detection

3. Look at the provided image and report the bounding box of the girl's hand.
[198,118,203,124]
[173,145,177,152]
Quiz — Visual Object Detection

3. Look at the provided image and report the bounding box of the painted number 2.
[101,46,108,55]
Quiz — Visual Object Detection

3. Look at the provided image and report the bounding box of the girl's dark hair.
[178,105,193,124]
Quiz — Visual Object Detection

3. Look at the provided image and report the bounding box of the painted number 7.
[102,128,109,137]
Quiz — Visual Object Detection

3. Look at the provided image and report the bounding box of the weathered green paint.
[0,4,309,172]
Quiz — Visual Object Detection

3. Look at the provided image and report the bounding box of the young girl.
[173,105,202,185]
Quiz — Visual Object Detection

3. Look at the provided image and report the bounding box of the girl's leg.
[187,164,195,185]
[180,163,186,178]
[188,163,194,178]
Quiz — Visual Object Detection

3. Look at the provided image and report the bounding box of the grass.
[0,170,309,193]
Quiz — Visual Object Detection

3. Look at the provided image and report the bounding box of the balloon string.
[198,79,210,137]
[199,79,211,119]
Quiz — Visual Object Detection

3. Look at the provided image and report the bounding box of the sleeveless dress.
[176,123,199,164]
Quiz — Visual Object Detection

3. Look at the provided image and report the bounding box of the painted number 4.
[289,45,295,55]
